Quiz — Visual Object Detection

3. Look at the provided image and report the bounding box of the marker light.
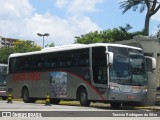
[110,85,120,91]
[142,89,148,92]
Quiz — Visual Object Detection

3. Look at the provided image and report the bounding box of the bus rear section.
[6,43,156,108]
[0,64,7,100]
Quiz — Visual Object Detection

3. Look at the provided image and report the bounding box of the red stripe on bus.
[53,70,105,100]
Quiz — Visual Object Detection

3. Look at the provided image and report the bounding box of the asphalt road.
[0,100,160,120]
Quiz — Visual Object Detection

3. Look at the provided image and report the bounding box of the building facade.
[0,36,18,48]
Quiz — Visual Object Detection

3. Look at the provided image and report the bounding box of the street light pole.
[37,33,50,48]
[42,36,44,48]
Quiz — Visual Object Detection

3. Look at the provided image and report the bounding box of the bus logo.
[2,112,11,117]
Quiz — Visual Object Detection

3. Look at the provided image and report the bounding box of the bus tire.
[2,96,7,100]
[50,98,61,104]
[110,102,121,109]
[22,87,35,103]
[79,88,90,107]
[30,98,36,103]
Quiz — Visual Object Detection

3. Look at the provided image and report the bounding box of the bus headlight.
[142,89,147,92]
[110,86,120,91]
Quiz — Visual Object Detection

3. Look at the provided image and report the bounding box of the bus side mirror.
[106,51,114,65]
[145,56,156,71]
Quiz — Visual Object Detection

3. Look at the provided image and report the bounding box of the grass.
[0,97,79,105]
[36,100,80,105]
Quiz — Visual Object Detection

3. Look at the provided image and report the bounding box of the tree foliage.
[156,30,160,39]
[120,0,160,35]
[0,40,41,64]
[151,25,160,39]
[75,26,143,44]
[45,42,55,47]
[0,47,14,64]
[14,40,41,53]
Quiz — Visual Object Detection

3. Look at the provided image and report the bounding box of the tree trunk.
[143,13,151,36]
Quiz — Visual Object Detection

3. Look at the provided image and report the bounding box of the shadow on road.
[59,102,138,110]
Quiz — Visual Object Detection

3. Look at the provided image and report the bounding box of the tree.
[151,24,160,39]
[0,40,41,63]
[14,40,41,53]
[0,47,14,64]
[75,25,143,44]
[120,0,160,35]
[45,42,55,47]
[156,29,160,39]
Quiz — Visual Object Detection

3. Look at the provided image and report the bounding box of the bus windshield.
[108,46,147,86]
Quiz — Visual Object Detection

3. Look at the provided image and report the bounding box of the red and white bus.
[7,43,156,108]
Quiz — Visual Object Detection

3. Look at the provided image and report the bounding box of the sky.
[0,0,160,47]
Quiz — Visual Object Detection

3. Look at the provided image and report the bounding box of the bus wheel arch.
[22,86,36,103]
[76,85,90,107]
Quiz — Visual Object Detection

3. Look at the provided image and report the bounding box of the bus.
[0,64,7,100]
[7,43,156,108]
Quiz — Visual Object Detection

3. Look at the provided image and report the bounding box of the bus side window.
[45,54,50,68]
[79,52,89,67]
[59,53,66,67]
[37,56,44,69]
[38,62,43,69]
[18,58,23,71]
[58,52,74,68]
[25,63,30,70]
[66,53,73,67]
[24,57,32,71]
[45,53,57,69]
[52,62,57,68]
[9,58,16,72]
[73,53,80,67]
[15,57,24,71]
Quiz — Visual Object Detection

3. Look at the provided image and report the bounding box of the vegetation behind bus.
[0,40,41,64]
[74,25,144,44]
[0,25,148,64]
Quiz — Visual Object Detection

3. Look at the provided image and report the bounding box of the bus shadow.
[59,102,138,110]
[91,105,138,110]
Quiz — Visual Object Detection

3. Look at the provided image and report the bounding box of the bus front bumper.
[107,89,147,102]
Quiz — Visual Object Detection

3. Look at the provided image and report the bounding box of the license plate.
[127,95,135,99]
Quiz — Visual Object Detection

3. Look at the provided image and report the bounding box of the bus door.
[91,47,108,89]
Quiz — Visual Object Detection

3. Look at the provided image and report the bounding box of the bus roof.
[0,64,7,66]
[9,43,142,58]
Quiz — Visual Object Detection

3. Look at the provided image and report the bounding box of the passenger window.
[45,53,58,69]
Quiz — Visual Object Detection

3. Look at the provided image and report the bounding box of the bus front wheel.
[110,102,121,109]
[22,88,36,103]
[79,89,90,107]
[22,88,30,103]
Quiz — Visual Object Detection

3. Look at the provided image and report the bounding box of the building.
[0,36,19,48]
[0,36,34,48]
